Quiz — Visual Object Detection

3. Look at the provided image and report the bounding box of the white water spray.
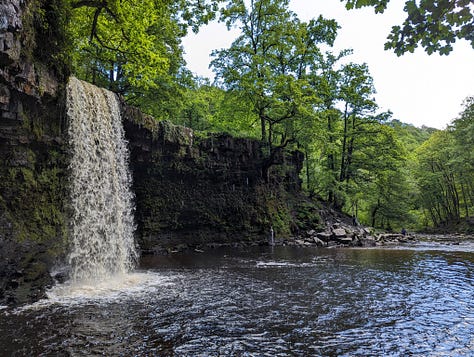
[66,77,137,283]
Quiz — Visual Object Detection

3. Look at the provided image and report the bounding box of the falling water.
[66,77,137,283]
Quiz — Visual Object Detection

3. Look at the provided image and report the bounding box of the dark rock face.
[122,106,304,253]
[0,0,68,306]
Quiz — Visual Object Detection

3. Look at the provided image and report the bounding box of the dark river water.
[1,242,474,356]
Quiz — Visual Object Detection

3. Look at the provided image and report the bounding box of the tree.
[174,78,260,136]
[305,50,349,201]
[412,97,473,229]
[342,0,474,55]
[211,0,338,144]
[337,62,379,186]
[68,0,223,93]
[449,96,474,218]
[305,54,389,209]
[415,130,461,226]
[354,124,411,228]
[387,119,437,151]
[211,0,338,180]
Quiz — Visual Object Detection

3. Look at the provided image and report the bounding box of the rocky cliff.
[0,0,69,305]
[123,106,305,253]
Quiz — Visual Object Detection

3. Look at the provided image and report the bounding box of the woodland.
[51,0,473,232]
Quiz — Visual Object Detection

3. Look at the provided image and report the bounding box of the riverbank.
[416,233,474,243]
[150,221,419,255]
[153,223,474,255]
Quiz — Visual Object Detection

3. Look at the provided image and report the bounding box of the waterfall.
[66,77,137,283]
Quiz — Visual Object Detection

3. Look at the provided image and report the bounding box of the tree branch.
[71,0,106,9]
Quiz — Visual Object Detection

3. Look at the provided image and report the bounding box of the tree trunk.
[460,179,469,217]
[371,199,380,227]
[339,104,349,182]
[305,149,311,191]
[260,110,266,143]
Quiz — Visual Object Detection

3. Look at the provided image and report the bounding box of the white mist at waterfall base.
[65,77,138,292]
[11,272,178,312]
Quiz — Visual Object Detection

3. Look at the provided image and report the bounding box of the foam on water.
[48,272,164,300]
[256,261,317,268]
[13,272,177,312]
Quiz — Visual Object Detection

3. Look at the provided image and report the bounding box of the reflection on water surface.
[1,243,474,356]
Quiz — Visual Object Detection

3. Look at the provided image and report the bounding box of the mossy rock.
[159,120,193,146]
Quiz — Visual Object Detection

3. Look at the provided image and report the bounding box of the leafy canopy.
[211,0,338,145]
[342,0,474,55]
[68,0,223,92]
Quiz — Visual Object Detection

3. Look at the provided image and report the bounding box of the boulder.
[337,237,353,245]
[313,237,325,246]
[362,227,373,235]
[316,232,331,241]
[359,237,376,247]
[377,233,404,242]
[332,228,347,237]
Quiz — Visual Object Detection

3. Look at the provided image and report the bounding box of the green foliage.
[68,0,178,92]
[20,0,71,78]
[342,0,474,55]
[387,120,437,152]
[412,99,474,230]
[303,52,394,212]
[172,79,260,138]
[159,120,193,146]
[415,130,459,225]
[450,96,474,174]
[211,0,338,146]
[66,0,224,98]
[294,201,322,231]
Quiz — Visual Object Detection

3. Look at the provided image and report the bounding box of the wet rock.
[363,227,373,235]
[316,232,331,241]
[377,233,404,243]
[0,0,68,306]
[0,1,22,64]
[337,237,353,245]
[0,85,10,105]
[313,237,325,246]
[332,228,347,237]
[359,237,376,247]
[124,114,304,253]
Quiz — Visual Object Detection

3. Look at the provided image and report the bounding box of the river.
[1,241,474,356]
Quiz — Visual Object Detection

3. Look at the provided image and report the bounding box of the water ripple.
[1,245,474,356]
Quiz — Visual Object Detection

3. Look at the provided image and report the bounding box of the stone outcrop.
[122,105,304,254]
[286,220,416,248]
[0,0,69,305]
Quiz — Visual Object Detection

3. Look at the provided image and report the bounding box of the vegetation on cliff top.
[60,0,473,232]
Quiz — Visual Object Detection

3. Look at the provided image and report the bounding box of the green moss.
[264,197,292,235]
[23,261,48,283]
[19,0,40,62]
[159,120,193,146]
[1,147,67,249]
[294,201,322,231]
